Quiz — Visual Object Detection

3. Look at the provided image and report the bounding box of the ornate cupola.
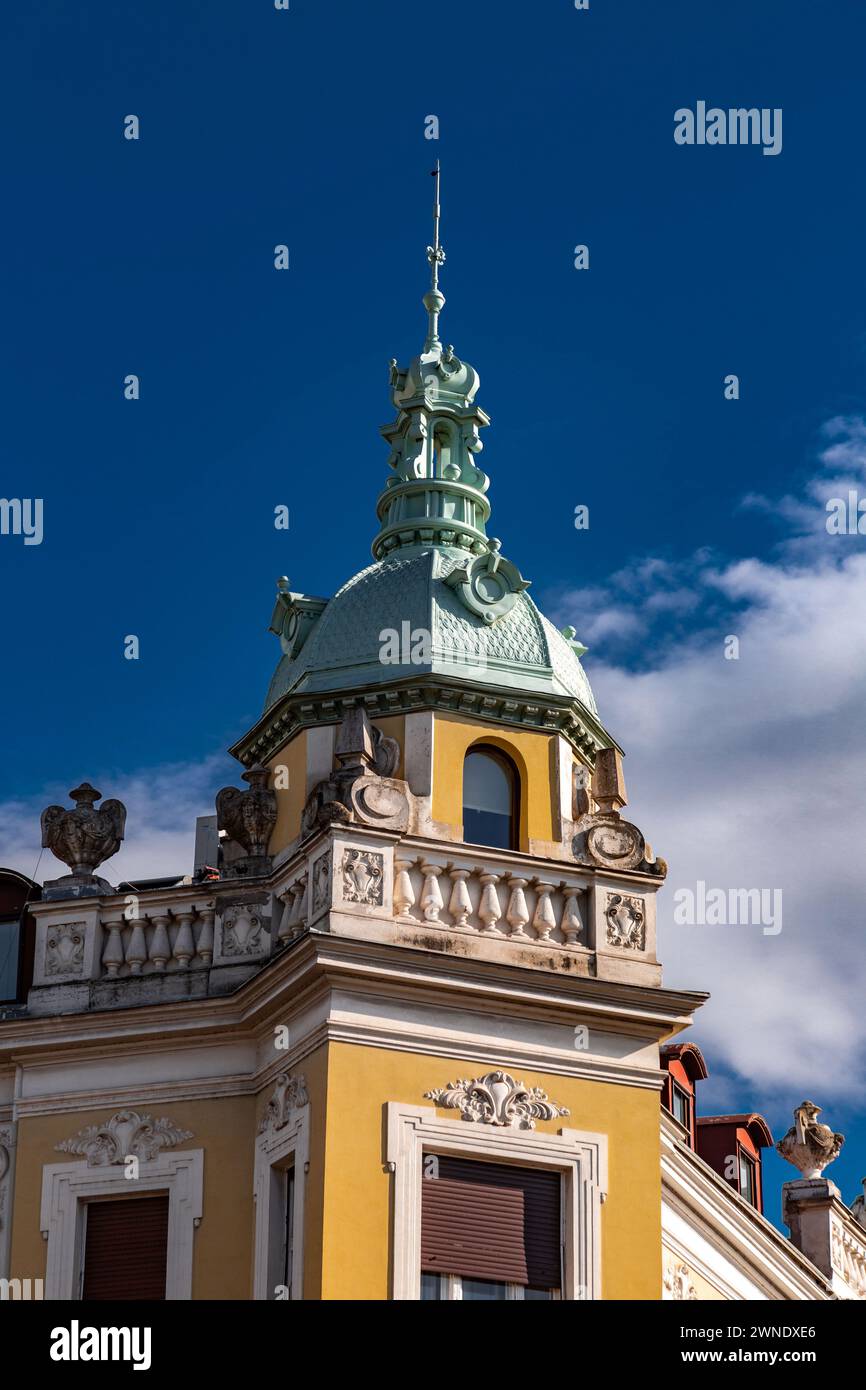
[250,166,601,746]
[375,163,495,563]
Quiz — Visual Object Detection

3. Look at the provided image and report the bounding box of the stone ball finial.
[40,783,127,884]
[776,1100,845,1180]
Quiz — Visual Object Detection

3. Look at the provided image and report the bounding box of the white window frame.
[386,1103,607,1301]
[423,1272,562,1300]
[253,1103,309,1300]
[40,1149,203,1301]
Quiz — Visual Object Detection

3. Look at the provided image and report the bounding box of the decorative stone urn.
[40,783,127,898]
[777,1101,845,1179]
[216,763,277,876]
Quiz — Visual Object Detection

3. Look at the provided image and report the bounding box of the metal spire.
[424,161,446,350]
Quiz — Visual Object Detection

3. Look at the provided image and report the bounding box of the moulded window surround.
[386,1103,608,1301]
[39,1149,203,1301]
[252,1102,309,1300]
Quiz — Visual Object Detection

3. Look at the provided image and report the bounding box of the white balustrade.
[97,902,222,979]
[388,854,587,948]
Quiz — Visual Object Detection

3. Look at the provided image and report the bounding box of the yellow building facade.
[2,189,851,1305]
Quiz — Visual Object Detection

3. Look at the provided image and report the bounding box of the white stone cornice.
[0,930,706,1060]
[661,1116,832,1300]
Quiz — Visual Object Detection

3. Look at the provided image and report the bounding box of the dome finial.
[424,161,446,350]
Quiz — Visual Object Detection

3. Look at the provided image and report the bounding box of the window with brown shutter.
[81,1194,170,1301]
[421,1155,561,1297]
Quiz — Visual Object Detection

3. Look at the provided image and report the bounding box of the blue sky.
[3,1,866,1221]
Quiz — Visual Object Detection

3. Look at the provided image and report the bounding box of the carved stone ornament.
[40,782,126,883]
[216,763,277,862]
[831,1219,866,1298]
[342,849,384,907]
[258,1074,309,1134]
[587,817,644,871]
[45,921,86,977]
[302,707,407,834]
[0,1125,15,1232]
[220,905,265,957]
[571,749,666,878]
[776,1101,845,1179]
[311,853,331,915]
[573,813,665,877]
[424,1070,570,1130]
[663,1262,697,1301]
[605,893,646,951]
[56,1110,194,1167]
[348,776,409,830]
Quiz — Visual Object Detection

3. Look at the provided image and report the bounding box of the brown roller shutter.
[421,1155,561,1288]
[82,1194,169,1301]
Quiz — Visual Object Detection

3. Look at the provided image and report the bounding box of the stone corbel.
[572,749,666,877]
[301,707,410,834]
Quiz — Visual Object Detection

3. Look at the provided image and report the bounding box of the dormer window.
[671,1082,692,1133]
[462,748,518,851]
[738,1149,757,1205]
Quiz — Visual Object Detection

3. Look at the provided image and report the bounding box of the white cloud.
[551,420,866,1106]
[0,754,228,888]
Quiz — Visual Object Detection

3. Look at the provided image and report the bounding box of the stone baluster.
[149,914,171,971]
[504,876,530,939]
[174,909,196,969]
[287,874,308,936]
[394,858,417,923]
[478,873,503,934]
[447,867,472,928]
[532,881,557,942]
[101,915,125,977]
[420,863,444,923]
[197,907,215,964]
[276,885,296,943]
[125,918,147,975]
[561,888,583,945]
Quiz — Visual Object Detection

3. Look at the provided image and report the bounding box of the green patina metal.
[247,167,604,762]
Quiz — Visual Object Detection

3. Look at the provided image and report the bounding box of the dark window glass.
[0,918,20,1000]
[282,1166,295,1295]
[463,749,516,850]
[671,1083,691,1131]
[461,1278,509,1301]
[738,1151,756,1205]
[420,1272,442,1300]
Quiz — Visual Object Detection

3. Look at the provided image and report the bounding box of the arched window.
[462,747,518,850]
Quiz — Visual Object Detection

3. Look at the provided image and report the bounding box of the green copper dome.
[263,166,597,729]
[265,549,597,716]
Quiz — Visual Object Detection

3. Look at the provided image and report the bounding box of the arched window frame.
[461,744,520,852]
